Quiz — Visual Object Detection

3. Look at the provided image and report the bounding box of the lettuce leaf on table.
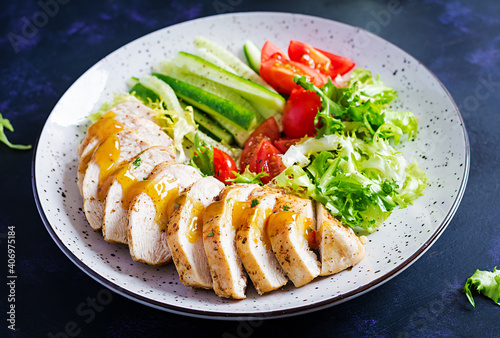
[464,267,500,307]
[0,113,31,150]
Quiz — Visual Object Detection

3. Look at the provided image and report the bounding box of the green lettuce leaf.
[464,267,500,307]
[349,68,397,105]
[228,166,268,185]
[293,76,344,137]
[294,69,418,144]
[0,114,31,150]
[189,133,214,177]
[274,133,427,232]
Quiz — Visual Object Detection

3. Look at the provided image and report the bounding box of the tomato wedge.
[251,138,286,184]
[260,41,327,94]
[288,40,332,74]
[273,138,300,154]
[282,88,321,138]
[261,40,287,62]
[288,40,355,78]
[240,117,280,170]
[213,148,237,184]
[316,48,356,77]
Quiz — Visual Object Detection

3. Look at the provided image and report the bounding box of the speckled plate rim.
[32,11,470,320]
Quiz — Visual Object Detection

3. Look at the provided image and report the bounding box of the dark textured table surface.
[1,0,499,337]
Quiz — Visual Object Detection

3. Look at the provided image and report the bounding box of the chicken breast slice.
[236,186,288,295]
[267,194,321,288]
[82,118,172,231]
[78,106,170,193]
[203,183,259,299]
[127,161,202,266]
[82,130,151,230]
[78,101,154,158]
[166,177,225,289]
[101,146,175,244]
[316,203,366,276]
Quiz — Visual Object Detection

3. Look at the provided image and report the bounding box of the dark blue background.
[1,0,499,337]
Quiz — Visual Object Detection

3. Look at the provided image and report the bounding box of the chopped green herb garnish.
[143,177,148,180]
[251,199,259,207]
[208,231,214,237]
[283,205,290,211]
[132,157,142,168]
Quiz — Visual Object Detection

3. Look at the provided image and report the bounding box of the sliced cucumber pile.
[128,36,285,153]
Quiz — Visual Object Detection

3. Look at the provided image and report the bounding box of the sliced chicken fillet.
[78,109,171,193]
[166,177,225,289]
[203,183,259,299]
[316,203,366,276]
[267,194,320,287]
[127,161,202,266]
[78,101,154,158]
[236,186,288,295]
[82,130,157,230]
[81,117,172,231]
[102,146,175,244]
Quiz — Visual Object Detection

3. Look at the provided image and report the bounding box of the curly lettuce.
[464,267,500,307]
[274,133,427,232]
[0,113,31,150]
[294,69,418,144]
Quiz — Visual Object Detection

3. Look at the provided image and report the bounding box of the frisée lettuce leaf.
[273,133,427,232]
[228,166,268,185]
[294,69,418,144]
[189,133,214,177]
[464,267,500,307]
[0,113,31,150]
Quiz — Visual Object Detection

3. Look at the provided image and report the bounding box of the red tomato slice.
[273,138,301,154]
[261,40,287,63]
[288,40,355,78]
[282,88,322,138]
[253,139,286,184]
[260,58,327,94]
[213,148,237,184]
[240,117,281,170]
[316,48,355,77]
[288,40,332,74]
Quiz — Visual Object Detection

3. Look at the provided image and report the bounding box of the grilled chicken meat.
[166,176,225,289]
[127,161,202,266]
[236,186,288,294]
[102,146,175,244]
[78,101,367,299]
[77,102,163,193]
[203,184,259,299]
[316,203,366,276]
[267,194,321,287]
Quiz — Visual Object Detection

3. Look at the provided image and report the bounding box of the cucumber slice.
[154,73,255,130]
[154,73,256,146]
[129,83,161,104]
[180,102,234,145]
[139,75,182,112]
[158,60,264,124]
[195,47,237,75]
[171,52,285,117]
[193,36,274,91]
[243,40,261,74]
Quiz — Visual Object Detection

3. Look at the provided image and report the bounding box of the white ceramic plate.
[33,12,469,319]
